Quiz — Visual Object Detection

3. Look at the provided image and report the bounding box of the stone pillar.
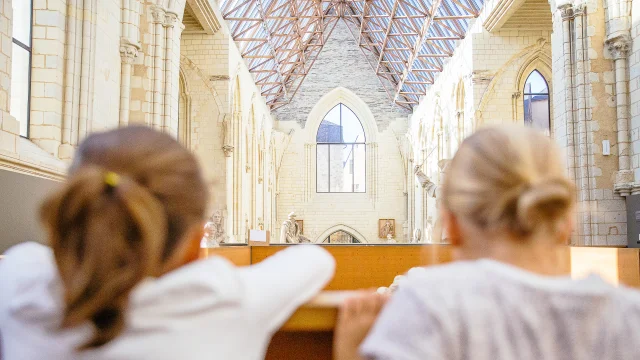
[608,34,633,195]
[163,12,178,133]
[232,110,243,242]
[151,6,166,131]
[559,4,577,182]
[119,41,139,127]
[118,0,142,128]
[60,0,82,159]
[77,0,98,143]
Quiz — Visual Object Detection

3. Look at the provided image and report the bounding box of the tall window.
[316,103,366,193]
[523,70,550,135]
[322,230,361,244]
[11,0,32,138]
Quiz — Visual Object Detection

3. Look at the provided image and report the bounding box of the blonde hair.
[40,127,208,349]
[441,125,575,238]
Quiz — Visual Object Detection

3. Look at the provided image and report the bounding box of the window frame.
[523,70,550,134]
[11,0,33,138]
[316,103,367,194]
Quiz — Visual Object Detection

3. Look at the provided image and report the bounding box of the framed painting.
[378,219,395,239]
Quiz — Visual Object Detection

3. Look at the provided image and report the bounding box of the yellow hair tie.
[104,171,120,188]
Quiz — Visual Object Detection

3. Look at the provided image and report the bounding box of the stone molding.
[119,40,139,64]
[558,4,574,20]
[151,6,166,24]
[615,170,634,196]
[0,155,66,182]
[606,33,631,60]
[164,12,178,28]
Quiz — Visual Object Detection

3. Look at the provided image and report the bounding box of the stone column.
[151,6,166,131]
[608,34,633,195]
[60,0,81,159]
[119,41,139,127]
[163,12,178,133]
[78,0,97,143]
[223,115,235,243]
[559,4,577,181]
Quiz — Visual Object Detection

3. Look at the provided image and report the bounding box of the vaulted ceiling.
[220,0,484,110]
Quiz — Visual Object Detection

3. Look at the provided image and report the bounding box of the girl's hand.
[333,291,389,360]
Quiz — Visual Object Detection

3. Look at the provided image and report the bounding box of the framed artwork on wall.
[378,219,395,238]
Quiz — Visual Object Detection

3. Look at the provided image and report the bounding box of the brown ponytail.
[40,127,207,349]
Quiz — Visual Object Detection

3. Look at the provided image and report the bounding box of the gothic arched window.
[316,103,366,193]
[322,230,361,244]
[523,70,550,135]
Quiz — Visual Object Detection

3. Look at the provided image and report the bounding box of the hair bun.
[515,178,573,235]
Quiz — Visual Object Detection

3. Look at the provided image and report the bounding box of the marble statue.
[413,164,439,198]
[201,210,227,248]
[280,212,311,244]
[411,228,422,243]
[386,233,396,243]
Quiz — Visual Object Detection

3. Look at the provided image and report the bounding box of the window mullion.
[328,144,331,192]
[351,144,355,192]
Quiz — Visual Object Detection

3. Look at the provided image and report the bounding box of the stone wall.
[407,0,628,246]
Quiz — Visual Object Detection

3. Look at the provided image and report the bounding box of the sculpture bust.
[201,210,227,248]
[280,212,311,244]
[386,233,396,243]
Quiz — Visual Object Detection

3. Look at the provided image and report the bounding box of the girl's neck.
[456,235,568,277]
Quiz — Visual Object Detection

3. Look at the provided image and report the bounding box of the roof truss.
[221,0,483,110]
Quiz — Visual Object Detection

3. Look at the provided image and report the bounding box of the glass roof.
[220,0,485,110]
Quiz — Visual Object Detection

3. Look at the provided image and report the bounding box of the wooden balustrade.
[202,244,640,360]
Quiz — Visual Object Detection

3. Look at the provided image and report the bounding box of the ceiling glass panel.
[221,0,486,109]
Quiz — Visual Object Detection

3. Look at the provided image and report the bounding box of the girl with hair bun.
[0,126,335,360]
[335,125,640,360]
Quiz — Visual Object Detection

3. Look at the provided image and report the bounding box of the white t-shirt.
[361,259,640,360]
[0,242,335,360]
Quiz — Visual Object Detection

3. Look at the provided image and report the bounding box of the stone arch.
[180,54,224,113]
[514,54,553,133]
[475,39,552,128]
[306,87,378,144]
[314,224,368,244]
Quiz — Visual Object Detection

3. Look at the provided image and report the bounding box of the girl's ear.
[442,209,463,247]
[162,223,205,274]
[556,212,575,245]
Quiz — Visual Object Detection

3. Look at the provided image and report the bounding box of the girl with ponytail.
[0,126,335,360]
[335,125,640,360]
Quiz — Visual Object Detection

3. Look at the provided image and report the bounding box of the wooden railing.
[203,244,640,360]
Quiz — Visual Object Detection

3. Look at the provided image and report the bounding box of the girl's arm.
[237,245,336,332]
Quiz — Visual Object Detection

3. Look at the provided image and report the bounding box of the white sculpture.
[280,212,311,244]
[386,233,396,243]
[201,210,227,248]
[413,164,439,198]
[411,228,422,243]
